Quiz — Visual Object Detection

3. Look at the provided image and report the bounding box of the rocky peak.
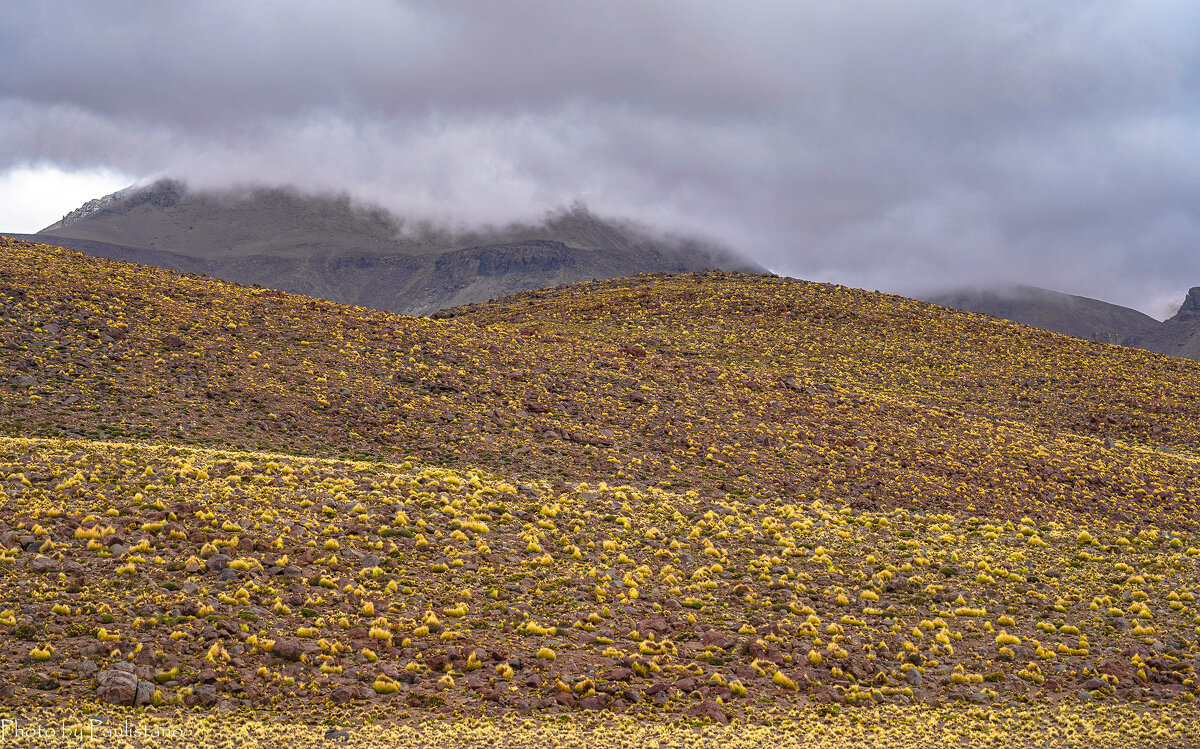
[1172,287,1200,322]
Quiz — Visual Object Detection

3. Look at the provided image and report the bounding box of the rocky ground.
[0,236,1197,745]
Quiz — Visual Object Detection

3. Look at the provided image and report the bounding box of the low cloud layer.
[2,1,1198,316]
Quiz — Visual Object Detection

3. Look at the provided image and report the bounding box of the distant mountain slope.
[26,180,760,316]
[923,285,1161,345]
[1125,287,1200,360]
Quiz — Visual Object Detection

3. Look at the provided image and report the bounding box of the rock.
[193,684,219,705]
[96,669,138,706]
[1076,690,1093,701]
[27,672,60,691]
[1082,677,1107,691]
[76,660,99,677]
[216,568,240,582]
[29,556,59,573]
[969,691,990,703]
[10,375,37,388]
[578,694,610,710]
[135,680,155,706]
[687,699,730,724]
[108,544,129,557]
[162,335,187,348]
[360,554,380,568]
[42,323,61,334]
[608,667,633,681]
[330,685,362,703]
[272,639,307,662]
[184,559,201,573]
[206,553,232,572]
[906,669,923,687]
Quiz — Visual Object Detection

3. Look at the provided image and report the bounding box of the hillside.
[923,285,1161,345]
[24,180,760,316]
[0,236,1198,746]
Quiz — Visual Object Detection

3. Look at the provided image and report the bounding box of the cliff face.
[433,240,579,283]
[20,180,760,316]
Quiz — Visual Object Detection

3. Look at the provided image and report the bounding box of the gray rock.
[42,323,61,334]
[206,553,232,572]
[969,691,990,703]
[360,554,380,568]
[216,568,239,582]
[324,729,350,741]
[76,660,99,677]
[96,669,138,706]
[134,680,155,706]
[1077,690,1093,701]
[10,375,37,388]
[193,684,219,705]
[906,668,923,687]
[108,544,128,557]
[29,556,59,573]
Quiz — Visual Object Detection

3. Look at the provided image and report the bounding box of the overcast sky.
[2,1,1198,316]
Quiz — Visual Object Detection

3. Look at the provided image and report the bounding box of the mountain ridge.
[27,180,760,316]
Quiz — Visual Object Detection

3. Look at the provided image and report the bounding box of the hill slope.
[26,180,760,316]
[0,236,1197,742]
[923,285,1161,345]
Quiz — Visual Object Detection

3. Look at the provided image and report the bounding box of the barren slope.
[0,237,1197,745]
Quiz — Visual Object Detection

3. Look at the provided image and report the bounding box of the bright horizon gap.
[0,164,132,234]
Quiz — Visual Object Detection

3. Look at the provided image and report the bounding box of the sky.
[1,1,1198,317]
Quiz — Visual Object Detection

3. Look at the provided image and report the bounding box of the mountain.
[1124,286,1200,360]
[925,284,1200,362]
[922,285,1161,345]
[1,235,1197,740]
[21,179,761,316]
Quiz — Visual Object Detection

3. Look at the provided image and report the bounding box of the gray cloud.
[2,1,1198,315]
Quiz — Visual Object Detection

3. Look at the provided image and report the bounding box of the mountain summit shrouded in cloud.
[2,1,1199,314]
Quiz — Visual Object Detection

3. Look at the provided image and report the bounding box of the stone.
[193,684,219,705]
[578,694,609,710]
[10,375,37,388]
[134,680,155,706]
[206,553,232,572]
[906,669,923,687]
[96,669,138,706]
[272,639,306,662]
[29,556,59,573]
[330,685,358,703]
[687,699,730,724]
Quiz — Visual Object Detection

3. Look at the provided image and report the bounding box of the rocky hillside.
[21,180,759,316]
[0,236,1197,745]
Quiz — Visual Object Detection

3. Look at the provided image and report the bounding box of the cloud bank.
[2,1,1198,315]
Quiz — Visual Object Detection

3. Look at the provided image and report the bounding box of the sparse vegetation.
[0,235,1197,745]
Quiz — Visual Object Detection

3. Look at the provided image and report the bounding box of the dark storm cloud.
[2,1,1198,315]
